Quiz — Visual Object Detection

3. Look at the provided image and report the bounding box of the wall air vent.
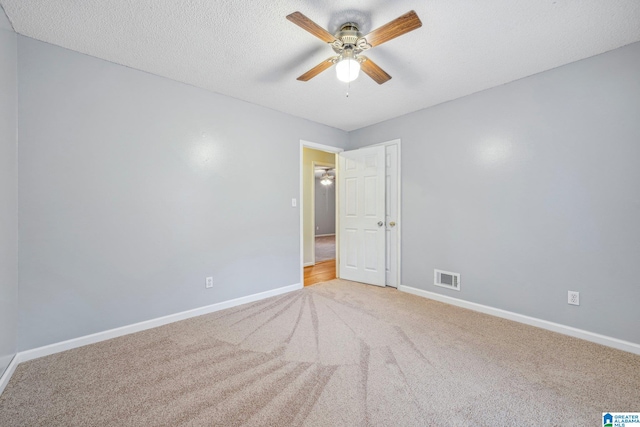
[434,269,460,291]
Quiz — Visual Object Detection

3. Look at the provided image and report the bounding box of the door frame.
[299,140,343,287]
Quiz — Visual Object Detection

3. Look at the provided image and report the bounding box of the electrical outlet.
[205,277,214,289]
[568,291,579,306]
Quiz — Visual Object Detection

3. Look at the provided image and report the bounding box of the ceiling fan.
[319,168,335,185]
[286,10,422,84]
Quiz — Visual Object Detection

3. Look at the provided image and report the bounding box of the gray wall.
[314,178,335,235]
[17,36,348,351]
[0,5,18,375]
[9,28,640,354]
[349,42,640,344]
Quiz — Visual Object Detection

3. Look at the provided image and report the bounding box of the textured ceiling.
[2,1,640,131]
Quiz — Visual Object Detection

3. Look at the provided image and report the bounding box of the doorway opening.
[301,144,339,286]
[299,139,401,288]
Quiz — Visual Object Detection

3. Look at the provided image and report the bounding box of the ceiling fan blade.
[360,57,391,84]
[287,12,337,44]
[297,57,338,81]
[363,10,422,48]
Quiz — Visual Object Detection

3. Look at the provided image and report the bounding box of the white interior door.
[338,145,386,286]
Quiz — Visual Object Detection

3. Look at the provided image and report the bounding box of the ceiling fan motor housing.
[332,22,367,54]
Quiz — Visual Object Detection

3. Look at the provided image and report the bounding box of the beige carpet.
[314,235,335,262]
[1,279,639,426]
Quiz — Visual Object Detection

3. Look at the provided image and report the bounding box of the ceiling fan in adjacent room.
[319,169,335,186]
[315,167,335,185]
[286,10,422,84]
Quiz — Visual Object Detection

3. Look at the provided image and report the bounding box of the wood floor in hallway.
[304,259,336,286]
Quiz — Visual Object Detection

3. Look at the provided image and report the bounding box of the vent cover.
[434,269,460,291]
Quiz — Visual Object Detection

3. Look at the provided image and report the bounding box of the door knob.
[389,221,396,227]
[377,221,384,227]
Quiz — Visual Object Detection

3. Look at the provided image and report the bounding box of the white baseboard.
[303,262,314,267]
[0,355,19,396]
[398,285,640,356]
[315,234,335,237]
[16,282,301,365]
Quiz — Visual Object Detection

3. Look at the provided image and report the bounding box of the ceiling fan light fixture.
[336,57,360,83]
[320,170,334,185]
